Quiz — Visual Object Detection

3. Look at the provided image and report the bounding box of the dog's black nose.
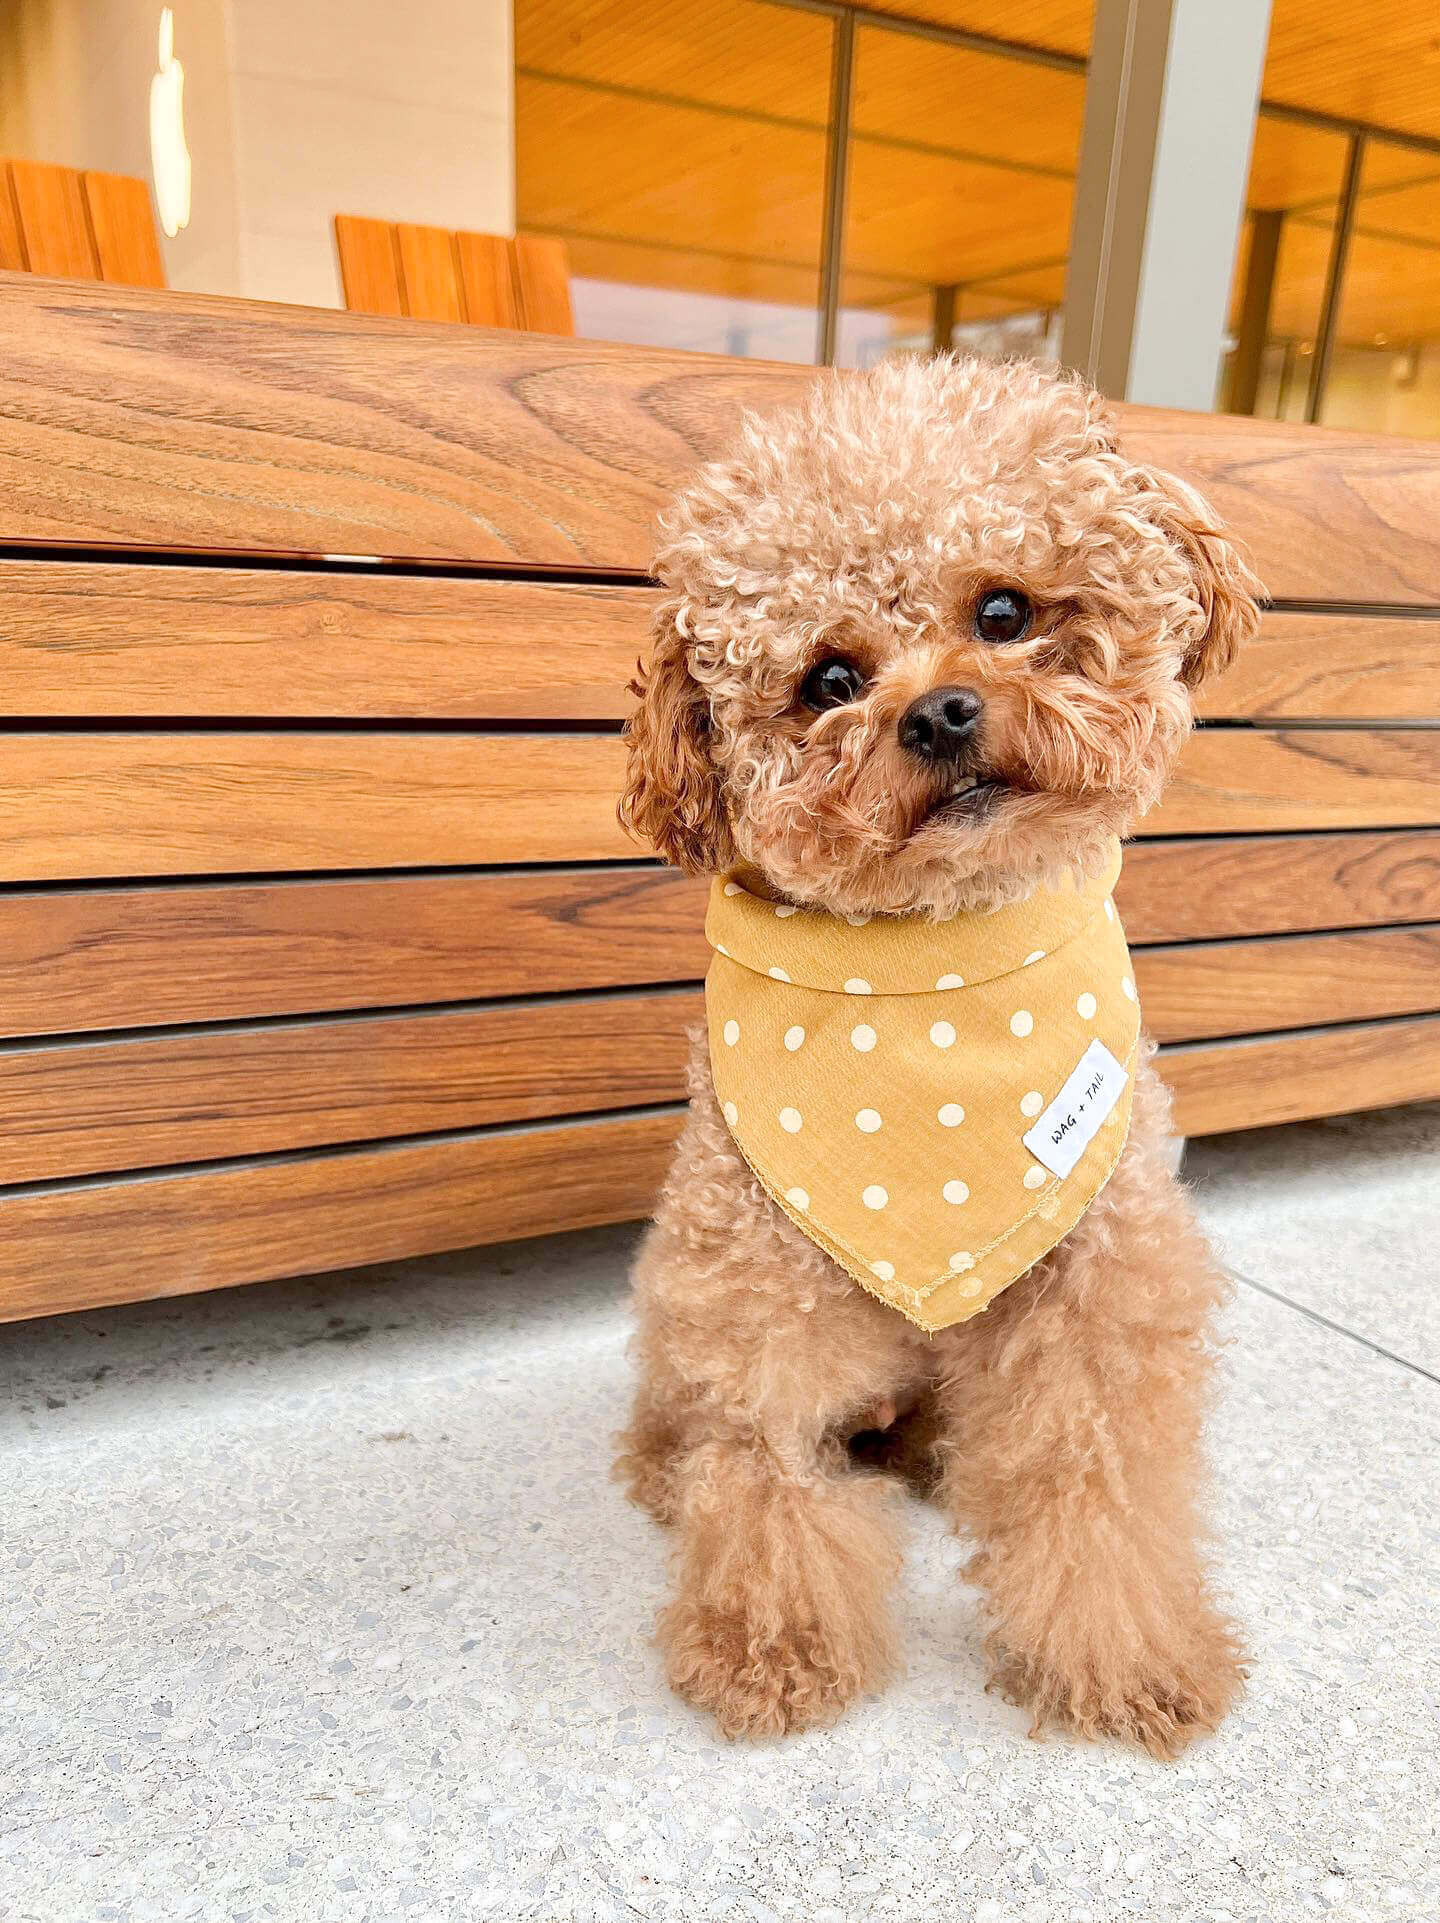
[898,685,983,763]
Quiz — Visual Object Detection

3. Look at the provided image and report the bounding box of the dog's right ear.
[619,609,734,873]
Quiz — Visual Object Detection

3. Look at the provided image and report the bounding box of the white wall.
[0,0,242,293]
[227,0,514,307]
[0,0,514,307]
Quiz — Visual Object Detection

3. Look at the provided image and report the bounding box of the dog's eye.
[974,588,1032,643]
[800,657,867,711]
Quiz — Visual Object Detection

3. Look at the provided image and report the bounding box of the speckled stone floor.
[3,1103,1437,1923]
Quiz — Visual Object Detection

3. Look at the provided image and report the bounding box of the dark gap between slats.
[0,542,655,588]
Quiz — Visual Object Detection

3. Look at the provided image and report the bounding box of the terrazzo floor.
[3,1102,1437,1923]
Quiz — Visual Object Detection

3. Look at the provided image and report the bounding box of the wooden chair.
[0,159,165,287]
[334,215,573,333]
[0,274,1437,1322]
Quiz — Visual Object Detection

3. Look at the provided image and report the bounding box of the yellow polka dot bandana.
[706,842,1140,1332]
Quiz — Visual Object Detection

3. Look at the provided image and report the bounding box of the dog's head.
[621,355,1262,918]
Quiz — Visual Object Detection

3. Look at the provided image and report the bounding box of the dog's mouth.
[920,770,1016,824]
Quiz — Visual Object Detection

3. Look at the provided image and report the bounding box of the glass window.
[515,0,834,362]
[836,24,1083,369]
[1320,143,1440,437]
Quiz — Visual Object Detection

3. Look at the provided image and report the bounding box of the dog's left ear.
[1139,466,1265,689]
[618,608,735,873]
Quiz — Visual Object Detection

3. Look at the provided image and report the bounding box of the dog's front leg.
[937,1062,1247,1758]
[658,1415,903,1738]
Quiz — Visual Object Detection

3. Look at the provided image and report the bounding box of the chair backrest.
[334,215,574,334]
[0,159,165,287]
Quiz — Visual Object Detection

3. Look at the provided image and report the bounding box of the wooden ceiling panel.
[1263,1,1440,144]
[516,0,834,123]
[517,73,826,271]
[862,1,1091,56]
[851,23,1086,175]
[843,141,1074,287]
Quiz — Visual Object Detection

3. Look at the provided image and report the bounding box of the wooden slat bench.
[0,275,1437,1322]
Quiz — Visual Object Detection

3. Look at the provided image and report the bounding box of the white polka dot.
[722,1019,740,1046]
[938,1103,965,1127]
[1023,949,1046,966]
[870,1260,896,1282]
[862,1185,889,1211]
[1076,992,1097,1020]
[844,977,872,995]
[1121,974,1137,1001]
[943,1179,970,1205]
[1020,1090,1044,1118]
[855,1108,883,1134]
[785,1186,810,1211]
[1104,897,1116,921]
[1010,1009,1034,1038]
[723,881,743,896]
[768,966,791,982]
[935,972,965,990]
[774,903,798,917]
[722,1101,738,1126]
[1024,1165,1047,1189]
[850,1023,877,1052]
[783,1025,806,1051]
[930,1020,956,1048]
[779,1107,803,1133]
[948,1251,975,1273]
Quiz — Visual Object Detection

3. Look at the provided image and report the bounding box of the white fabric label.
[1023,1039,1129,1179]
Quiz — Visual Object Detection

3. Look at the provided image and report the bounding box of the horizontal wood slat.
[0,1011,1434,1320]
[0,568,1432,726]
[1153,728,1440,835]
[5,277,1440,597]
[0,1109,681,1323]
[6,917,1436,1180]
[0,733,631,881]
[4,839,1437,1040]
[1198,611,1440,721]
[0,991,697,1184]
[1116,830,1440,943]
[0,867,711,1039]
[0,563,653,718]
[0,278,806,568]
[1,728,1434,882]
[1164,1016,1440,1136]
[1138,925,1440,1043]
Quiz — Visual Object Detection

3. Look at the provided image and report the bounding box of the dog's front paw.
[660,1600,878,1739]
[989,1614,1248,1760]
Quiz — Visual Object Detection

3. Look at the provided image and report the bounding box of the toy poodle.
[615,354,1262,1757]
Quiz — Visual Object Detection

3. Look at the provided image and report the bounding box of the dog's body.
[616,356,1262,1756]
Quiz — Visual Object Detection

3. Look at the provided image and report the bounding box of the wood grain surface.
[7,917,1431,1180]
[0,1108,682,1322]
[5,276,1440,596]
[2,727,1434,881]
[1153,729,1440,835]
[0,732,631,880]
[1117,830,1440,942]
[1199,611,1440,721]
[0,989,698,1183]
[0,562,653,718]
[1136,924,1440,1043]
[0,866,711,1038]
[1164,1015,1440,1136]
[3,566,1432,725]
